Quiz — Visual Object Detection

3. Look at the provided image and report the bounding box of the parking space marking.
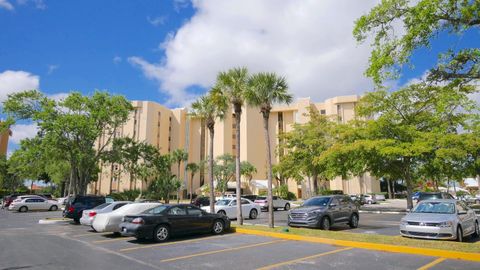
[255,247,354,270]
[417,258,446,270]
[118,234,232,252]
[160,239,287,263]
[72,232,112,238]
[93,237,136,243]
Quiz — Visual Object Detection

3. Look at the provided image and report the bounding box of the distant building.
[89,95,380,197]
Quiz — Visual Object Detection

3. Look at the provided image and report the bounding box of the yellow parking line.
[417,258,446,270]
[160,239,287,263]
[119,234,232,252]
[256,247,354,270]
[72,232,112,238]
[93,237,136,243]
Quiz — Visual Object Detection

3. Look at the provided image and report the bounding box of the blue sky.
[1,0,478,153]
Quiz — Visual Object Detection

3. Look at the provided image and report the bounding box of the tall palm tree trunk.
[262,113,274,228]
[208,126,216,214]
[234,106,243,225]
[190,172,194,201]
[177,163,181,203]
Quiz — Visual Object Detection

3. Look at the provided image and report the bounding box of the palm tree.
[216,67,249,224]
[190,90,228,213]
[171,149,188,203]
[186,162,199,200]
[245,72,292,228]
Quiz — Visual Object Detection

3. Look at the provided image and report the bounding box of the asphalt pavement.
[0,209,479,270]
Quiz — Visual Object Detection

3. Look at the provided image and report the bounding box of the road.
[1,209,479,270]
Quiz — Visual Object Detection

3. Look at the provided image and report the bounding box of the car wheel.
[319,216,331,230]
[473,221,479,238]
[218,210,226,216]
[113,232,121,237]
[456,226,464,242]
[19,206,28,212]
[73,218,80,224]
[212,220,224,235]
[249,209,258,219]
[49,205,58,211]
[284,203,290,211]
[153,225,170,243]
[349,213,359,228]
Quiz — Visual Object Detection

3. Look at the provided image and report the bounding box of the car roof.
[418,199,457,203]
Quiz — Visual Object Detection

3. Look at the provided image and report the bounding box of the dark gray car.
[287,195,359,230]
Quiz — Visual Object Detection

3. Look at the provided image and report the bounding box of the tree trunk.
[312,174,319,195]
[208,126,216,214]
[306,175,312,199]
[386,178,392,200]
[177,163,181,204]
[109,163,114,194]
[190,173,194,201]
[453,181,457,195]
[234,105,243,225]
[262,114,274,228]
[477,175,480,195]
[405,168,414,210]
[392,179,396,199]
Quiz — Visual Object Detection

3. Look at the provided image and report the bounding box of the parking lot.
[1,210,479,270]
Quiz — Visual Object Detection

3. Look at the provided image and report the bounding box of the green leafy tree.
[216,67,249,224]
[190,91,228,213]
[146,153,181,203]
[245,72,292,228]
[2,90,133,195]
[240,161,257,182]
[186,162,199,200]
[354,0,480,85]
[213,154,236,197]
[171,148,188,203]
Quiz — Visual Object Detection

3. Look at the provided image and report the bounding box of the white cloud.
[129,0,378,106]
[113,56,122,64]
[0,70,40,102]
[16,0,45,9]
[0,0,14,10]
[173,0,189,12]
[147,15,167,27]
[10,123,38,144]
[47,64,59,75]
[48,92,69,102]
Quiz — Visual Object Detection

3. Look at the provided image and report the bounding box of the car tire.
[218,210,226,216]
[284,203,290,211]
[456,226,464,242]
[49,205,58,211]
[153,224,170,243]
[19,206,28,212]
[73,218,80,224]
[348,213,359,228]
[319,216,331,230]
[473,221,479,238]
[249,209,258,219]
[113,232,121,237]
[212,219,224,235]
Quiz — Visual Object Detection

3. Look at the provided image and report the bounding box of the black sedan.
[119,204,231,242]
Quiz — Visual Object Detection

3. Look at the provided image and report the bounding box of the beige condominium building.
[89,95,380,198]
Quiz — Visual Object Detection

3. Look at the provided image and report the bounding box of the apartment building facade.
[89,95,380,197]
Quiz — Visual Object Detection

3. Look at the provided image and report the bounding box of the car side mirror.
[458,211,467,215]
[329,203,337,207]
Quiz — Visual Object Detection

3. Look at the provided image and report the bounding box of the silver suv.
[288,195,359,230]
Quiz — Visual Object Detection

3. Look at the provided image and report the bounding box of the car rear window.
[93,203,111,209]
[419,194,442,200]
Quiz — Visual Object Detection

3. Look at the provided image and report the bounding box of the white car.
[80,201,131,226]
[363,194,377,204]
[9,197,61,212]
[254,196,291,211]
[91,203,161,234]
[202,198,261,219]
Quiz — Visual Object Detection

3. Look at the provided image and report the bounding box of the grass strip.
[231,224,480,254]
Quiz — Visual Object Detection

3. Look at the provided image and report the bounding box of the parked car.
[417,192,454,203]
[242,195,258,202]
[63,195,106,223]
[80,201,131,226]
[288,195,359,230]
[412,192,420,201]
[91,202,161,234]
[2,194,26,207]
[120,204,231,242]
[349,195,365,206]
[201,198,261,219]
[8,197,61,212]
[363,194,377,204]
[254,196,290,211]
[471,204,480,218]
[400,199,479,242]
[191,196,211,207]
[375,194,386,201]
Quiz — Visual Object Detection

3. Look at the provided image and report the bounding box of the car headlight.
[400,219,408,226]
[438,221,453,227]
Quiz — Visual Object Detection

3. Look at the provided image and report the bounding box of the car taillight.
[68,206,74,213]
[131,217,144,225]
[89,211,96,217]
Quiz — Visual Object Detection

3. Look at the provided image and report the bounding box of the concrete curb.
[234,227,480,262]
[38,218,71,225]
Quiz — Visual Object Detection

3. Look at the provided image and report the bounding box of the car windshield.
[216,199,232,206]
[256,197,266,200]
[412,202,455,214]
[419,194,442,200]
[93,203,111,209]
[303,197,330,207]
[143,205,168,214]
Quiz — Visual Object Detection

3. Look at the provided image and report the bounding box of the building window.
[232,134,236,139]
[232,145,236,150]
[232,123,236,129]
[320,109,326,115]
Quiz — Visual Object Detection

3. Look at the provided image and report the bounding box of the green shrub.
[319,189,344,195]
[258,190,267,196]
